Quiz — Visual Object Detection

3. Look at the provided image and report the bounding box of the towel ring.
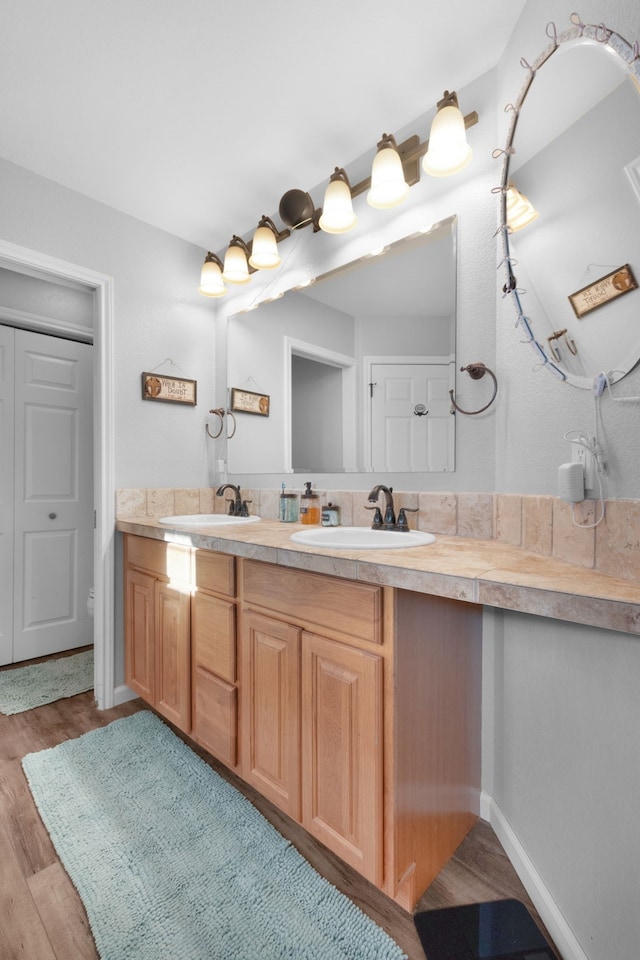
[449,363,498,415]
[205,408,237,440]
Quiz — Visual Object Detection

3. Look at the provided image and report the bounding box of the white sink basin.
[290,526,435,549]
[158,514,261,526]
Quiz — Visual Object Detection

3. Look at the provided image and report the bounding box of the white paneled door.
[0,325,15,662]
[370,362,455,472]
[0,326,93,664]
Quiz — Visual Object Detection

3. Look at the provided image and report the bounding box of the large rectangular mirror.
[226,216,456,474]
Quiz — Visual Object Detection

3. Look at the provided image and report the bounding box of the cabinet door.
[301,632,383,885]
[124,567,155,702]
[154,580,191,733]
[242,611,301,819]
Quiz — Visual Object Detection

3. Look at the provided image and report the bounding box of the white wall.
[0,157,216,489]
[484,609,640,960]
[488,5,640,959]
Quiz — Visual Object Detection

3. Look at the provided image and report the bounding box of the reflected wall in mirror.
[226,217,457,474]
[499,19,640,388]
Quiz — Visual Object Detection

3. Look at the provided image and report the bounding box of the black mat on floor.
[413,898,556,960]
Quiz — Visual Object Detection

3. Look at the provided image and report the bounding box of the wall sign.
[568,264,637,319]
[141,372,197,405]
[230,387,270,416]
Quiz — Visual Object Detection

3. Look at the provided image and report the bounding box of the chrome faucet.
[215,483,249,516]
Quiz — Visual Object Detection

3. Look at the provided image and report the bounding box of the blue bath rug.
[22,710,406,960]
[0,649,93,714]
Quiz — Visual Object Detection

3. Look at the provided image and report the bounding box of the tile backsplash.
[116,487,640,585]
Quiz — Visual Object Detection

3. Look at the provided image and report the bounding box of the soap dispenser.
[300,482,320,525]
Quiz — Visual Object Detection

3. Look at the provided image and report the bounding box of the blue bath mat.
[22,710,406,960]
[0,649,93,714]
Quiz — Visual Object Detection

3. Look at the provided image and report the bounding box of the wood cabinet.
[242,611,301,817]
[239,558,482,908]
[124,535,191,733]
[124,533,482,910]
[240,561,385,884]
[301,631,383,884]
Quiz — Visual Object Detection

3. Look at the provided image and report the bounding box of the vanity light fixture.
[248,216,288,270]
[318,168,358,234]
[367,134,411,208]
[198,252,227,298]
[198,89,478,296]
[422,90,473,177]
[506,184,538,232]
[222,236,252,284]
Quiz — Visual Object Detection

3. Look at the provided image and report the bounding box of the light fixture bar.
[200,93,478,296]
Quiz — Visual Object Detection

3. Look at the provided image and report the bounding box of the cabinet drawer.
[242,561,382,644]
[126,534,191,582]
[194,549,235,597]
[192,666,237,767]
[192,593,236,683]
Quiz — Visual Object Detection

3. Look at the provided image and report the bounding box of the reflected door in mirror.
[370,362,454,471]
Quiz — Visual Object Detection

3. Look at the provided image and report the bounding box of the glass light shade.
[319,178,358,233]
[422,104,472,177]
[367,145,410,209]
[198,257,226,297]
[222,243,250,284]
[248,225,281,269]
[506,185,539,232]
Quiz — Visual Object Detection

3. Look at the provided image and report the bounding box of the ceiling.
[0,0,527,253]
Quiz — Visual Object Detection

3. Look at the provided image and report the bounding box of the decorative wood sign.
[141,372,197,405]
[569,264,637,319]
[230,387,270,416]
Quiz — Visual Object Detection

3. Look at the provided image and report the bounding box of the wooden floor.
[0,677,559,960]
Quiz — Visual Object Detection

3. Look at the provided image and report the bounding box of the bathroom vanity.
[120,517,639,910]
[123,525,481,909]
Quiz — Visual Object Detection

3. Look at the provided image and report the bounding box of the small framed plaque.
[141,373,197,405]
[230,387,270,416]
[568,264,637,319]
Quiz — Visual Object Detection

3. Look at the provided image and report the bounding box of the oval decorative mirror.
[496,14,640,390]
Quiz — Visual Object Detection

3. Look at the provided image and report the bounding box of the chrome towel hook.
[205,408,237,439]
[449,363,498,415]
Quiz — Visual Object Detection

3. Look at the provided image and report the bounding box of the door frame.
[284,337,357,473]
[0,239,116,709]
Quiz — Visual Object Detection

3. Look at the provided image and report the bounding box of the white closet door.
[13,329,93,661]
[0,326,15,664]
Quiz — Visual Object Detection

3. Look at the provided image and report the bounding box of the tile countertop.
[116,518,640,637]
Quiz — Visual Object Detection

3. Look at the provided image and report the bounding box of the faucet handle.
[397,506,418,531]
[241,499,252,517]
[365,505,383,529]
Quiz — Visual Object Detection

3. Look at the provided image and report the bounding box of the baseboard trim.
[484,796,589,960]
[112,683,138,707]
